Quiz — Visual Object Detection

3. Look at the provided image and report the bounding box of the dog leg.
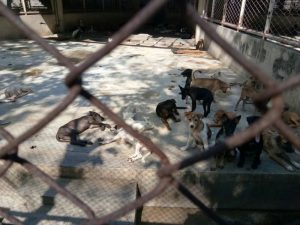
[128,143,143,163]
[161,118,171,130]
[280,152,300,169]
[234,98,242,111]
[269,153,294,171]
[181,129,193,151]
[237,150,245,168]
[141,151,151,164]
[200,133,209,150]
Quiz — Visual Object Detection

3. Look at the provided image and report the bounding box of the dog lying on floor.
[178,85,214,117]
[263,128,300,171]
[0,86,33,103]
[98,106,154,163]
[282,109,300,128]
[56,111,111,146]
[156,99,186,130]
[181,111,211,151]
[211,113,241,170]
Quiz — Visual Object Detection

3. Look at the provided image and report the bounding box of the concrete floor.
[1,35,300,224]
[0,35,258,171]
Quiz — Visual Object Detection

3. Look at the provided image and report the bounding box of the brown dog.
[56,111,111,146]
[181,112,211,151]
[191,74,231,94]
[234,78,259,111]
[212,109,237,127]
[282,111,300,128]
[263,129,300,171]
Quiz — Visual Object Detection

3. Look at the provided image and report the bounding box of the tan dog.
[282,111,300,128]
[181,112,211,151]
[212,109,237,127]
[263,129,300,171]
[191,72,231,94]
[234,78,260,111]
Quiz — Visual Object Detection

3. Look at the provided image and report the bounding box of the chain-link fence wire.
[1,0,300,224]
[269,0,300,38]
[242,0,269,31]
[206,0,300,47]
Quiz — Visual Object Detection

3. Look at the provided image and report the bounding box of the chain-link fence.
[206,0,300,47]
[1,0,300,224]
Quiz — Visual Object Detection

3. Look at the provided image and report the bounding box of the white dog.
[180,111,212,151]
[98,106,153,163]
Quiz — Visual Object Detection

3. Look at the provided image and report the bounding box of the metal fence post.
[221,0,228,25]
[237,0,247,30]
[21,0,27,15]
[264,0,276,38]
[211,0,216,19]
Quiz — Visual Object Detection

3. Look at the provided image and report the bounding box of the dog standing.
[156,99,186,130]
[181,112,211,151]
[178,85,214,117]
[236,116,263,169]
[211,114,241,170]
[234,77,261,111]
[56,111,110,146]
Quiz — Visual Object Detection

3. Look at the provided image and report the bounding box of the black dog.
[181,69,193,89]
[56,111,111,146]
[178,85,213,117]
[156,99,186,130]
[211,114,241,170]
[237,116,263,169]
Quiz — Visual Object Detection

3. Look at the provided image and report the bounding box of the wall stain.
[272,51,297,80]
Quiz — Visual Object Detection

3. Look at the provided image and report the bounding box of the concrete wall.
[0,14,56,39]
[204,24,300,111]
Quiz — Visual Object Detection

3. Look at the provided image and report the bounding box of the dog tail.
[176,106,187,109]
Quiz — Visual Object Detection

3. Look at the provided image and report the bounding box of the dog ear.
[178,85,183,90]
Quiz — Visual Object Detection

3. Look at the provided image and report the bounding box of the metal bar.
[211,0,216,19]
[221,0,228,25]
[238,0,247,29]
[21,0,27,15]
[264,0,276,37]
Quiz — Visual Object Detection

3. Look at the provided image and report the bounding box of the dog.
[263,128,300,171]
[156,99,186,130]
[178,85,214,117]
[212,109,237,127]
[191,71,230,94]
[211,114,241,170]
[180,112,211,151]
[282,110,300,128]
[236,116,263,169]
[234,77,262,111]
[98,107,154,163]
[56,111,111,146]
[0,86,33,103]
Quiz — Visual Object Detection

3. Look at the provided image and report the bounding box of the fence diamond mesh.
[0,0,300,225]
